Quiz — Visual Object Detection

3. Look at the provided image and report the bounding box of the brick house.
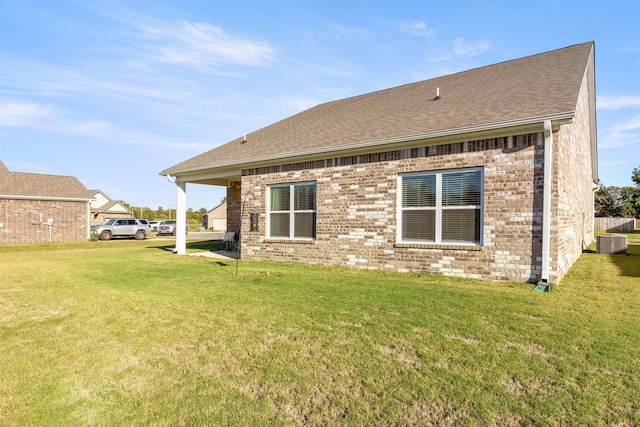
[89,190,133,225]
[161,42,598,284]
[0,160,93,244]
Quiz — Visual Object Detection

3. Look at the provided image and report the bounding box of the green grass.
[1,240,639,425]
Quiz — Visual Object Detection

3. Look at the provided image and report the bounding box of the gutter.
[540,120,553,283]
[0,194,93,202]
[163,112,575,177]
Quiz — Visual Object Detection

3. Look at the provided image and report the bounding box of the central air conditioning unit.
[596,234,628,255]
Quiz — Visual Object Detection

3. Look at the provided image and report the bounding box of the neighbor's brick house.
[161,42,598,284]
[0,160,93,244]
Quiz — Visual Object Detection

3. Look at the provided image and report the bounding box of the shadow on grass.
[152,240,227,253]
[609,243,640,278]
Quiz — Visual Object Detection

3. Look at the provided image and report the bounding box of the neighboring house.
[161,42,598,284]
[0,160,93,244]
[203,201,227,231]
[89,190,132,225]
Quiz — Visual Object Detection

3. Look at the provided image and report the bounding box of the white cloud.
[288,58,357,77]
[281,97,322,113]
[0,100,54,127]
[140,21,276,68]
[598,114,640,149]
[1,57,194,102]
[613,114,640,131]
[429,37,490,62]
[398,21,436,38]
[55,119,213,151]
[0,97,213,152]
[452,37,490,57]
[5,161,54,174]
[598,95,640,110]
[317,24,368,41]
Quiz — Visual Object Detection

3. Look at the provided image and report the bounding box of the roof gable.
[162,42,594,176]
[102,201,131,213]
[90,190,112,209]
[206,201,227,217]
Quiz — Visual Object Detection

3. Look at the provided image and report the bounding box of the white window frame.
[397,168,483,245]
[267,181,317,240]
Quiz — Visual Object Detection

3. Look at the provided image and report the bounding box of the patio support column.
[175,179,187,255]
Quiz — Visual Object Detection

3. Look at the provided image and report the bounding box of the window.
[400,168,483,245]
[269,182,316,239]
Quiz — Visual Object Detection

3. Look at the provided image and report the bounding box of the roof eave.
[0,195,93,202]
[166,112,575,179]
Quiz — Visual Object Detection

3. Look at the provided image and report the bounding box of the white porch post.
[175,179,187,255]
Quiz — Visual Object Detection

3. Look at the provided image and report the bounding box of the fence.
[594,217,636,232]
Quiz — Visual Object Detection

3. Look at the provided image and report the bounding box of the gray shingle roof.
[0,160,92,200]
[161,42,594,176]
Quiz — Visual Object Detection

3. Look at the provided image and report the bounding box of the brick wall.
[239,133,550,283]
[227,181,241,233]
[0,199,89,244]
[553,65,596,282]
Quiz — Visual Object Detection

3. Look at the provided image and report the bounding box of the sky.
[1,0,639,211]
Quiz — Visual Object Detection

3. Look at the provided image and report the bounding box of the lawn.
[1,240,638,426]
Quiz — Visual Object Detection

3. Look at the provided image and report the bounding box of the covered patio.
[163,169,242,256]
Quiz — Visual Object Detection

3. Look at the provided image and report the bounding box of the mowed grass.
[1,240,638,426]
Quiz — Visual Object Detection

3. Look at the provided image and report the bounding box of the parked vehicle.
[148,221,161,232]
[92,218,151,241]
[157,220,189,236]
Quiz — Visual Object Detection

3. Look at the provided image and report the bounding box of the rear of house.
[162,42,598,284]
[0,161,92,244]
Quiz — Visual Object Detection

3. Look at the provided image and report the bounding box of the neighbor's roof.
[91,200,131,213]
[0,160,92,200]
[162,42,594,176]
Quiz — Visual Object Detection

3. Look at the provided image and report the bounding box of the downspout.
[592,182,599,244]
[540,120,553,283]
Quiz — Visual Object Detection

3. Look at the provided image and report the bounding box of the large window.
[400,168,483,245]
[269,182,316,239]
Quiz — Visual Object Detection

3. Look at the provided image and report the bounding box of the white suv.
[93,218,151,241]
[157,220,189,236]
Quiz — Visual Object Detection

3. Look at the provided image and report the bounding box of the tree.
[632,166,640,186]
[595,184,623,217]
[629,166,640,218]
[594,166,640,218]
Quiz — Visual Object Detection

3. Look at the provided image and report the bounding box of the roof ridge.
[312,41,595,109]
[161,41,595,177]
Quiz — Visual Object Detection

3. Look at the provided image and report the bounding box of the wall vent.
[596,234,628,255]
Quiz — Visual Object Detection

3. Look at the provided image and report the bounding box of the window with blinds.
[400,168,482,245]
[269,182,316,239]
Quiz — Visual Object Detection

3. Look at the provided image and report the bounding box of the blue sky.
[1,0,639,211]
